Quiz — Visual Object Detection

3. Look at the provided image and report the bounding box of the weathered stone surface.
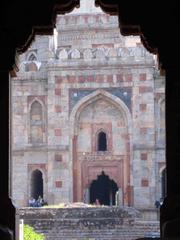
[17,207,159,240]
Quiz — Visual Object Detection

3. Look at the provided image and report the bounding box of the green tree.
[24,224,44,240]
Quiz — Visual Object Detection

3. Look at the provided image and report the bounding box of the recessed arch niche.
[70,90,132,205]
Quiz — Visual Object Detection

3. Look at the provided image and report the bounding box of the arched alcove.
[30,100,43,143]
[30,169,43,200]
[97,131,107,151]
[70,90,132,135]
[70,90,132,204]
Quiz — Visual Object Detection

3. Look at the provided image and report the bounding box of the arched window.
[98,131,107,151]
[30,101,43,143]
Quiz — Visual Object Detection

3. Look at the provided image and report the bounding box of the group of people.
[28,195,46,207]
[154,198,164,209]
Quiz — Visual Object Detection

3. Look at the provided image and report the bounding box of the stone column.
[73,135,78,202]
[160,67,180,238]
[83,188,90,203]
[0,71,15,239]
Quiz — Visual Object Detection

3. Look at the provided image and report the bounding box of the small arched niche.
[97,131,107,151]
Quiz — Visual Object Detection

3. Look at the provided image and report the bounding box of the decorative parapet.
[52,46,155,67]
[56,13,118,31]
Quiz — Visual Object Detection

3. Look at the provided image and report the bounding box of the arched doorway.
[30,169,43,200]
[90,171,118,205]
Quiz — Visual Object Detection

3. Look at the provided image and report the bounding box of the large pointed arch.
[69,89,133,205]
[70,89,132,135]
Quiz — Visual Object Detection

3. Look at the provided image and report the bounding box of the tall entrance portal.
[90,171,118,205]
[30,169,43,200]
[71,90,132,205]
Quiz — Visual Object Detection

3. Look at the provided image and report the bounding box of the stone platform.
[17,205,160,240]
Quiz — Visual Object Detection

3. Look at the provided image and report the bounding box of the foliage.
[24,224,44,240]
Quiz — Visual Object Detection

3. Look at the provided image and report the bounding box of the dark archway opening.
[161,168,167,199]
[90,171,118,205]
[98,131,107,151]
[31,169,43,200]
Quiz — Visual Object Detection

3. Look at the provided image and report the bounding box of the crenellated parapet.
[53,46,155,67]
[56,13,118,31]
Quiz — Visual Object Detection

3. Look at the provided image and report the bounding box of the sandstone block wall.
[17,207,160,240]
